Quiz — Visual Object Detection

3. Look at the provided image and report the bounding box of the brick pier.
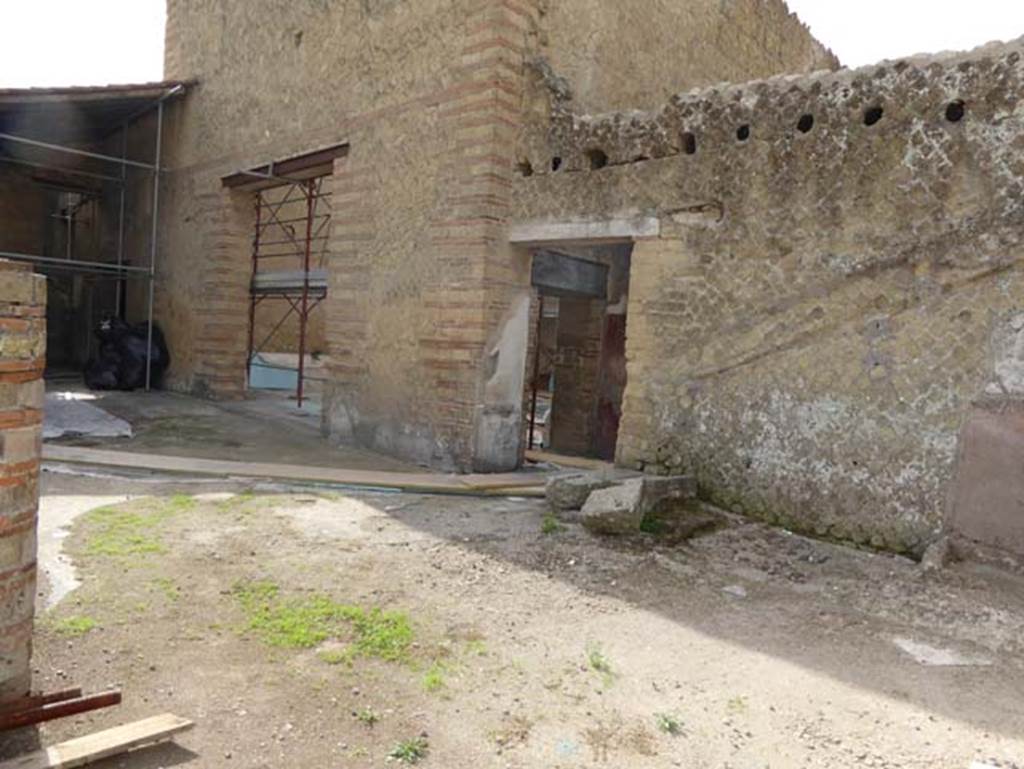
[0,260,45,705]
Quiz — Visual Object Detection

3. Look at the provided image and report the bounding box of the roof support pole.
[144,100,163,391]
[115,125,127,318]
[296,179,314,408]
[0,131,159,171]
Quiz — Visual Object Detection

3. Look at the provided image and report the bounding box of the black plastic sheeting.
[84,318,170,391]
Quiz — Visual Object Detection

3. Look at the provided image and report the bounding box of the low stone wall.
[512,38,1024,555]
[0,261,45,704]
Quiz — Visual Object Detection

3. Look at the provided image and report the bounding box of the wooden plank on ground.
[42,445,548,497]
[0,713,193,769]
[524,449,613,472]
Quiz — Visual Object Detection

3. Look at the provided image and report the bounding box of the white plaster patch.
[892,637,993,667]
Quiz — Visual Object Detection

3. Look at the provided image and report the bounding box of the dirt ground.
[7,467,1023,768]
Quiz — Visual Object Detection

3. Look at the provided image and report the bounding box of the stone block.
[920,536,952,572]
[639,475,697,514]
[545,473,616,511]
[581,479,645,535]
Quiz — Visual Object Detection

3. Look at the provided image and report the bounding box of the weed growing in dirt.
[52,615,97,637]
[639,516,668,535]
[151,577,180,602]
[422,662,446,693]
[355,707,380,727]
[655,712,683,736]
[541,513,564,535]
[389,737,428,764]
[587,644,615,687]
[232,580,414,662]
[726,695,749,715]
[588,645,612,674]
[465,639,487,657]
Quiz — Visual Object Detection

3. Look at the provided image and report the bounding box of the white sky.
[0,1,1023,87]
[787,0,1024,68]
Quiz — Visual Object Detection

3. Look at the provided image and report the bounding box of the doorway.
[526,244,631,461]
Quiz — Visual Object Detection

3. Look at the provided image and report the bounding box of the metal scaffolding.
[0,82,185,388]
[246,175,331,407]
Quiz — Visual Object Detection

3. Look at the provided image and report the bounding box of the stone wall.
[161,0,834,470]
[511,39,1024,554]
[0,260,44,704]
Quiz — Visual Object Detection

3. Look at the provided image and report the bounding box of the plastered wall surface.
[512,39,1024,554]
[161,0,836,469]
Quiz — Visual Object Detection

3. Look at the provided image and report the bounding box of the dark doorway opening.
[526,244,632,462]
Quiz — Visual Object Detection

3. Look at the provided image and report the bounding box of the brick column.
[0,260,44,705]
[192,188,253,398]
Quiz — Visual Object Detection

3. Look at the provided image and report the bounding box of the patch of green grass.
[150,577,180,602]
[165,494,195,512]
[52,615,97,637]
[541,513,564,535]
[389,737,428,764]
[318,648,349,665]
[422,662,446,693]
[655,712,683,736]
[83,497,189,558]
[232,580,414,662]
[355,707,380,727]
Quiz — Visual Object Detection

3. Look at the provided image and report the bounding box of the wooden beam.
[0,690,82,719]
[0,713,193,769]
[508,217,660,246]
[0,692,121,732]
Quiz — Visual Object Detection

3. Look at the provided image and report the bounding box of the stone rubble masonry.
[511,37,1024,556]
[0,260,44,706]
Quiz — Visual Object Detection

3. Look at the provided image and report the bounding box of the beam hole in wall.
[586,149,609,170]
[946,100,966,123]
[736,124,751,142]
[551,157,563,172]
[517,160,534,178]
[797,114,815,133]
[681,132,697,155]
[863,106,884,126]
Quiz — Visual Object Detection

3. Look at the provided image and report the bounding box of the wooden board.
[0,713,193,769]
[42,445,547,497]
[524,449,614,472]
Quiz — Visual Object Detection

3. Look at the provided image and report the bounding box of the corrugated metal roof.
[0,80,188,99]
